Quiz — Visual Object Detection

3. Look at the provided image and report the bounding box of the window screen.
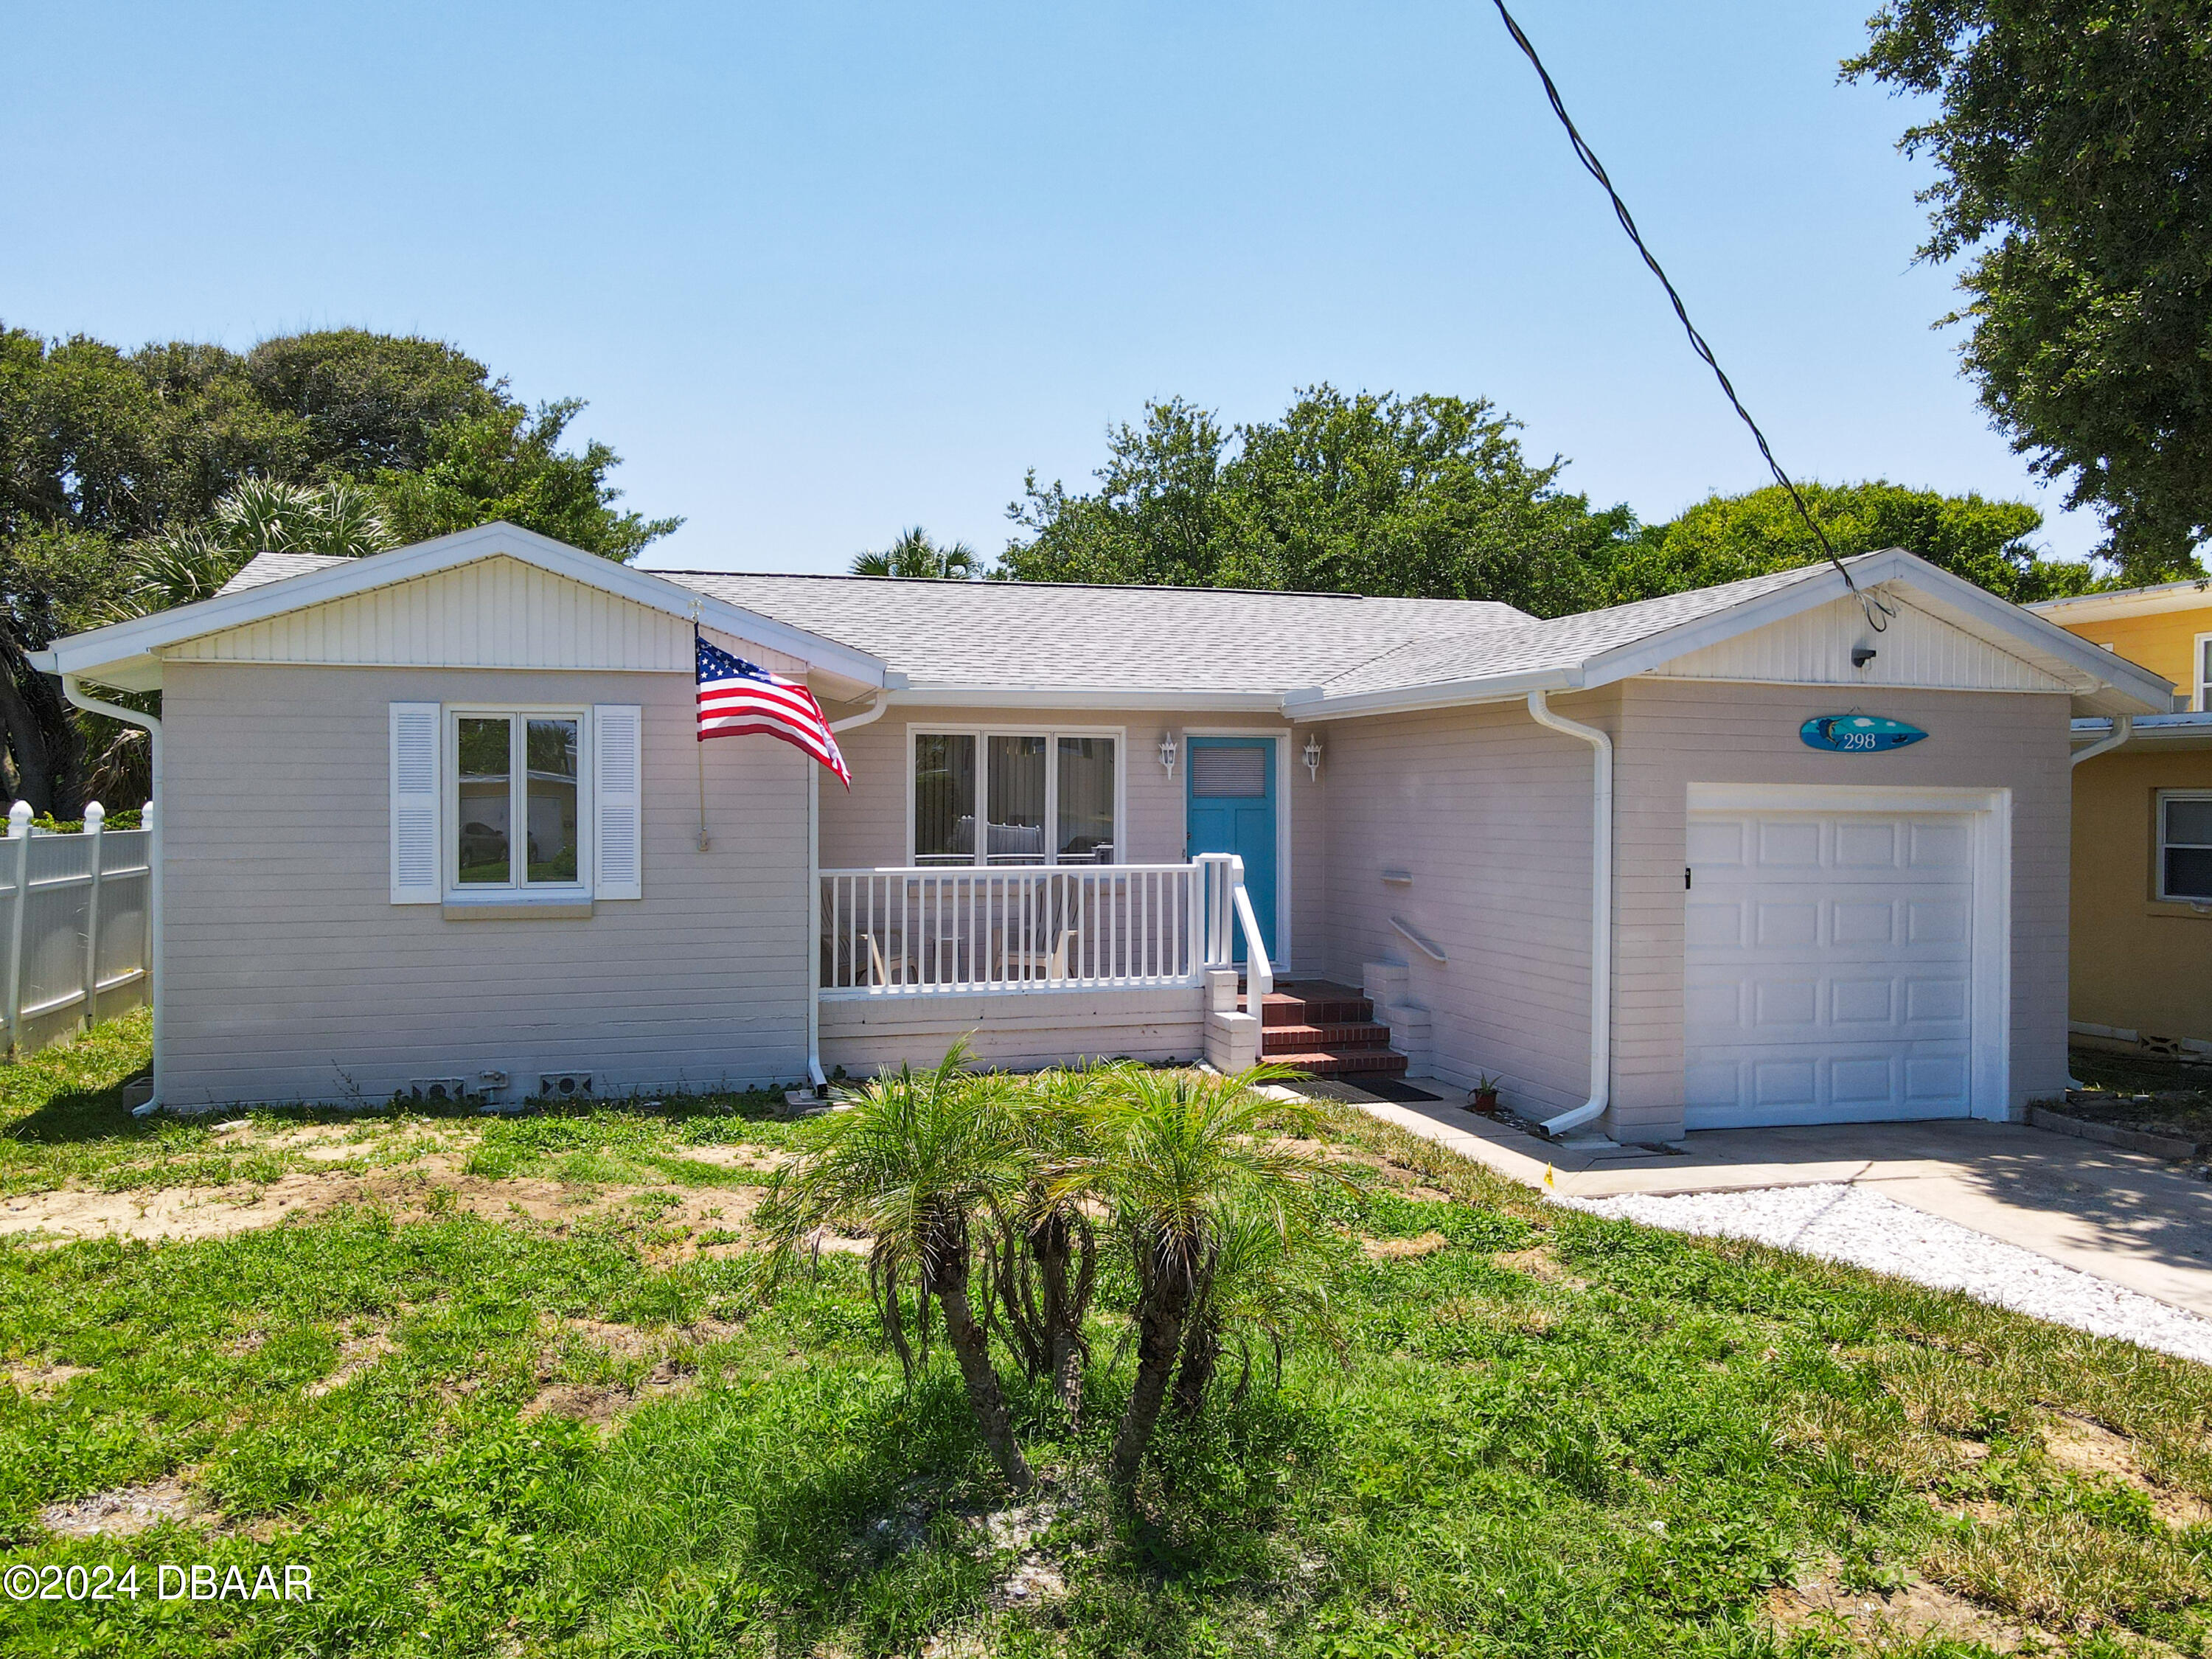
[913,734,976,866]
[986,735,1047,863]
[1191,745,1268,798]
[2162,794,2212,900]
[1057,737,1116,863]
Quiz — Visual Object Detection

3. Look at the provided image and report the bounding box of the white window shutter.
[389,702,441,904]
[594,704,643,900]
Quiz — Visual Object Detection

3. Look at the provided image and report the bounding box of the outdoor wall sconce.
[1303,734,1324,781]
[1851,646,1878,668]
[1158,732,1178,776]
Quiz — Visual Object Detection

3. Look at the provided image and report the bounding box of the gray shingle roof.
[206,548,1859,700]
[1305,560,1853,698]
[215,552,349,595]
[654,571,1537,695]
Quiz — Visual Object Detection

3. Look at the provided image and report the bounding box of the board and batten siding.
[161,554,810,678]
[159,661,813,1107]
[818,705,1332,975]
[1607,680,2073,1139]
[1318,698,1602,1116]
[1645,588,2076,695]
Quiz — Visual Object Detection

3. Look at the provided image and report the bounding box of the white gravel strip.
[1557,1182,2212,1366]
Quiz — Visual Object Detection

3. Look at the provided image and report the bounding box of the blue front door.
[1186,737,1277,964]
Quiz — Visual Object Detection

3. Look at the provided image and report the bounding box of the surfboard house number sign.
[1800,714,1928,754]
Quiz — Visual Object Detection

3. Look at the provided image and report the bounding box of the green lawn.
[0,1018,2208,1657]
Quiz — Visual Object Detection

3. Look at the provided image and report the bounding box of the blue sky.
[1,1,2101,574]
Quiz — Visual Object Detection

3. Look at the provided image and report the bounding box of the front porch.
[813,857,1416,1079]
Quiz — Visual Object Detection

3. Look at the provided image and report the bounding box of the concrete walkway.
[1339,1087,2212,1321]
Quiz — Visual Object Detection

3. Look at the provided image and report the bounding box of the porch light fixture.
[1158,731,1178,776]
[1303,734,1323,781]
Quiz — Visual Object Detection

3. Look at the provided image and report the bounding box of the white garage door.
[1683,807,1976,1130]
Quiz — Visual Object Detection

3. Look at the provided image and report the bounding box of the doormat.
[1355,1077,1444,1104]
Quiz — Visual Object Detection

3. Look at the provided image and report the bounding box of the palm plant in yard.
[1073,1064,1349,1492]
[754,1047,1034,1491]
[991,1064,1106,1425]
[1169,1197,1346,1417]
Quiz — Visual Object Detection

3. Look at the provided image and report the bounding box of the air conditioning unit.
[538,1071,593,1100]
[405,1077,476,1105]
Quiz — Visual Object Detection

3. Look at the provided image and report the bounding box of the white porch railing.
[0,800,153,1056]
[818,854,1270,997]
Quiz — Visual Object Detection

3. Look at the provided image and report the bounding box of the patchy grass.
[0,1022,2206,1656]
[2065,1046,2212,1145]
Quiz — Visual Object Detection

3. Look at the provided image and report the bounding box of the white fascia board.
[1281,666,1581,722]
[38,523,888,688]
[2029,578,2212,624]
[888,686,1287,713]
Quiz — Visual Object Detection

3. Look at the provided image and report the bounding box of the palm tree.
[1169,1198,1346,1417]
[1072,1065,1346,1491]
[992,1065,1106,1425]
[754,1048,1034,1491]
[123,478,400,618]
[851,526,981,579]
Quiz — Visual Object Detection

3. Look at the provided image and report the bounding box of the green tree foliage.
[1844,2,2212,582]
[1001,388,1635,616]
[374,399,679,563]
[0,322,675,810]
[850,526,981,579]
[1610,480,2097,605]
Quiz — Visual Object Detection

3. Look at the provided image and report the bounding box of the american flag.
[695,636,852,788]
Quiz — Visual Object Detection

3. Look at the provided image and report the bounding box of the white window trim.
[2195,632,2212,712]
[2155,788,2212,903]
[905,724,1127,868]
[446,703,595,904]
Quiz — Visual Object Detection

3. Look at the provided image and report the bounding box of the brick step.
[1262,1021,1394,1052]
[1244,979,1374,1027]
[1266,1047,1411,1078]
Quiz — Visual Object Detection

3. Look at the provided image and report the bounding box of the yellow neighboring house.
[2029,580,2212,1058]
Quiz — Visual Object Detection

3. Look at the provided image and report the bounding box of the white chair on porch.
[994,872,1081,983]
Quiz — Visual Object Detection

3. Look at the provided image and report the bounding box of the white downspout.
[800,695,885,1093]
[2065,714,2133,1089]
[60,675,162,1114]
[2070,713,2132,769]
[1526,690,1612,1139]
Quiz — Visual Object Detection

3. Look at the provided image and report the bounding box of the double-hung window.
[2157,791,2212,902]
[911,729,1120,866]
[2196,633,2212,712]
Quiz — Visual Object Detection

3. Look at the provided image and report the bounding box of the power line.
[1486,0,1893,630]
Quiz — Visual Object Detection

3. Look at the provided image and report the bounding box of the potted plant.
[1469,1074,1501,1116]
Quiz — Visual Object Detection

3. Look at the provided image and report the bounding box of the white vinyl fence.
[0,801,153,1057]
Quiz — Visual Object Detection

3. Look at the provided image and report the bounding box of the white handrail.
[1231,869,1273,999]
[1389,915,1446,964]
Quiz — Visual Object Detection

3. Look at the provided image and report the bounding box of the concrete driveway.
[1349,1096,2212,1321]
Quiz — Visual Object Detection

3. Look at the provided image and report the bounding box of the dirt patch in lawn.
[1361,1231,1450,1261]
[4,1362,93,1397]
[1493,1245,1585,1287]
[41,1476,210,1540]
[1769,1572,2037,1652]
[2041,1413,2212,1528]
[0,1155,768,1248]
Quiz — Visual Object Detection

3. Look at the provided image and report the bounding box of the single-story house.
[2028,579,2212,1060]
[34,523,2171,1141]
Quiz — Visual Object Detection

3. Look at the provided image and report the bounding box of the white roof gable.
[32,523,886,694]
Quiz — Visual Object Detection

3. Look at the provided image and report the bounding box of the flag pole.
[692,608,712,852]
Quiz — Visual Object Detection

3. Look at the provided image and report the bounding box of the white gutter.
[60,676,163,1115]
[1526,690,1611,1138]
[797,695,888,1095]
[2070,713,2133,768]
